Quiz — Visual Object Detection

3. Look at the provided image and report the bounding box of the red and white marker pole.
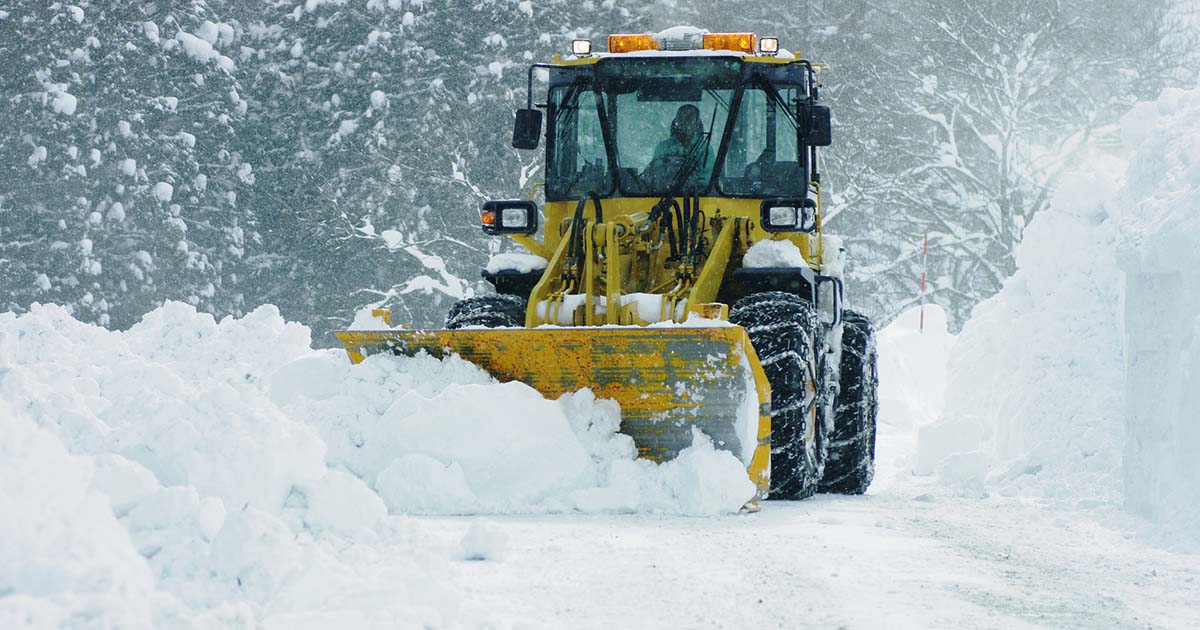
[919,234,928,333]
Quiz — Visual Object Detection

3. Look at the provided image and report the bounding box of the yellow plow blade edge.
[336,327,772,497]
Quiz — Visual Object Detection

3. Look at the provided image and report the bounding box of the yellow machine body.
[338,38,831,498]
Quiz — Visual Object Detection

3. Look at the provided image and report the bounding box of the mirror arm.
[526,63,556,109]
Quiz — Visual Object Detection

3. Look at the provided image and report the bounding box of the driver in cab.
[646,104,713,187]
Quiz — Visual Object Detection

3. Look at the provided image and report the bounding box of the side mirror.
[799,104,832,147]
[760,198,818,233]
[482,200,538,235]
[512,109,543,150]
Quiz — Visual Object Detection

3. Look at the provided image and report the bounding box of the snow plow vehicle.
[337,29,878,501]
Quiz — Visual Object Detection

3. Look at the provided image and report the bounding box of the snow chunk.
[196,20,219,44]
[485,253,548,274]
[152,182,173,202]
[659,429,757,515]
[376,455,479,514]
[208,508,302,602]
[380,229,403,250]
[743,238,807,268]
[460,520,507,561]
[377,380,593,505]
[176,31,236,71]
[653,25,708,46]
[90,454,161,516]
[26,146,46,167]
[52,91,77,115]
[120,158,136,176]
[370,89,387,108]
[303,470,387,535]
[346,307,395,331]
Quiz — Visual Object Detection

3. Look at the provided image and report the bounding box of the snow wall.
[920,87,1200,540]
[1117,89,1200,535]
[0,302,756,627]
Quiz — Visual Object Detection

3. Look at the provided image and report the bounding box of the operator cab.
[514,30,831,206]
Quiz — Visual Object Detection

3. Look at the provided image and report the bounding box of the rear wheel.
[820,309,878,494]
[731,292,829,500]
[445,294,527,329]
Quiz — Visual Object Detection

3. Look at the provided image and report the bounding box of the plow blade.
[336,327,772,496]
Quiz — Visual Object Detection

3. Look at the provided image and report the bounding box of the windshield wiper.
[757,78,799,132]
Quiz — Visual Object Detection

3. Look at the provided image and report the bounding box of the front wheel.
[445,294,527,329]
[731,292,829,500]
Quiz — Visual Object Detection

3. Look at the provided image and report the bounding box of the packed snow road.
[425,479,1200,629]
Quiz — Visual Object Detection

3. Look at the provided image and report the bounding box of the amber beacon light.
[607,33,658,53]
[703,33,757,54]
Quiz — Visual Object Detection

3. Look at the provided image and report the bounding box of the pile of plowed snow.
[917,162,1125,501]
[1116,88,1200,538]
[0,302,755,627]
[920,87,1200,541]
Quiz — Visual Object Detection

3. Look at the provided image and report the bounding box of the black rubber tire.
[820,309,879,495]
[445,294,527,329]
[731,292,829,500]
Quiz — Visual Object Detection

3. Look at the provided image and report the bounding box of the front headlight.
[769,206,798,229]
[501,207,529,229]
[760,198,818,233]
[482,200,539,236]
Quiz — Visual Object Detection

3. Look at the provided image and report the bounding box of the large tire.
[731,292,829,500]
[820,309,878,494]
[445,294,527,329]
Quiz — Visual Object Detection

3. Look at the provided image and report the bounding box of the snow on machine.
[337,29,879,501]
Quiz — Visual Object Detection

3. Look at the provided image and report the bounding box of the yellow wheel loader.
[338,30,879,501]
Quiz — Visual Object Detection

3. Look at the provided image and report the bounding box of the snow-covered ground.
[6,85,1200,630]
[4,298,1198,629]
[422,307,1200,629]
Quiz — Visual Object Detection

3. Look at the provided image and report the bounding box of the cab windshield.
[545,57,810,201]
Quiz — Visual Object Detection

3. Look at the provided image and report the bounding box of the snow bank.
[919,161,1125,499]
[1,300,757,624]
[0,303,457,628]
[923,86,1200,539]
[1115,88,1200,536]
[273,352,756,516]
[0,402,162,629]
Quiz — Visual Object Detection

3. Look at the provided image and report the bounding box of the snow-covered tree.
[0,2,252,327]
[842,0,1193,328]
[226,0,644,341]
